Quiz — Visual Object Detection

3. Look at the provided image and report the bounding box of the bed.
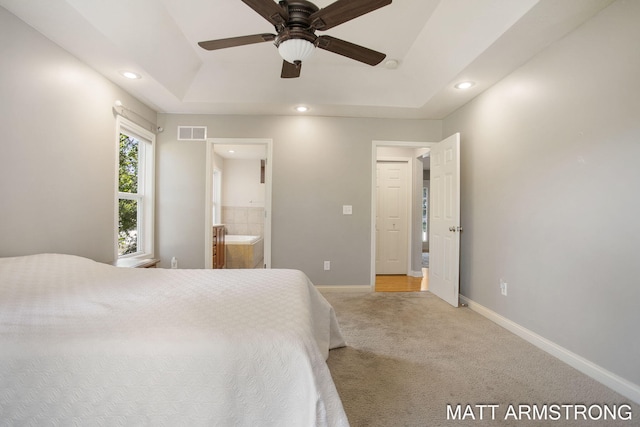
[0,253,349,426]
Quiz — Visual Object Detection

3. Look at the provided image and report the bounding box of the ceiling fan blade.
[198,34,276,51]
[241,0,288,28]
[317,35,386,66]
[281,60,301,78]
[310,0,391,31]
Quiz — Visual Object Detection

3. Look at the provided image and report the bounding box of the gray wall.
[0,7,157,263]
[443,0,640,386]
[155,114,441,285]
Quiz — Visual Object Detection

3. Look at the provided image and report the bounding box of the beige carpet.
[323,291,638,426]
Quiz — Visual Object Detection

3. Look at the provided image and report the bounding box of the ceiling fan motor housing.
[274,1,320,46]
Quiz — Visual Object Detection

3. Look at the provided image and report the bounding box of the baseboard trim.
[409,270,423,278]
[316,285,371,292]
[459,295,640,405]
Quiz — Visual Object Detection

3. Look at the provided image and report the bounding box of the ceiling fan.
[198,0,392,78]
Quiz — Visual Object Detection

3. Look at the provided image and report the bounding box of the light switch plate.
[343,205,353,215]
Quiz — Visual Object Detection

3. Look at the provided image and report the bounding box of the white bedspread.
[0,254,348,426]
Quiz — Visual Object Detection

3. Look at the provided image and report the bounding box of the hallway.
[375,271,428,292]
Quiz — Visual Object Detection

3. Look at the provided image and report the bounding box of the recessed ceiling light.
[228,150,235,154]
[455,81,474,90]
[120,70,141,79]
[295,105,309,113]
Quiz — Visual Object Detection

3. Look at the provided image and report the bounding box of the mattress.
[0,254,348,426]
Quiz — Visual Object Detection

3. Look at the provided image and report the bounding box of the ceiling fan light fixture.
[278,38,315,64]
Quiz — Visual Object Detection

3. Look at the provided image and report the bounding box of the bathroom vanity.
[212,225,226,268]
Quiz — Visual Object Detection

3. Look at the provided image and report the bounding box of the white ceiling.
[1,0,612,119]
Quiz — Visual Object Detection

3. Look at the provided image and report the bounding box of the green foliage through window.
[119,133,138,193]
[118,133,140,255]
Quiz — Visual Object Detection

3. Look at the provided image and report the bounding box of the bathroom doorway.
[205,138,273,269]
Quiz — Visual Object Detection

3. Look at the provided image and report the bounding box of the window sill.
[113,258,160,268]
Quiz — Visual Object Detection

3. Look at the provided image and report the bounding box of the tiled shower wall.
[221,207,264,236]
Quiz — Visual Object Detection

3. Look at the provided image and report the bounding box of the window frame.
[212,167,222,224]
[115,116,155,260]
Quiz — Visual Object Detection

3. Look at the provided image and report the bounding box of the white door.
[376,161,409,274]
[429,133,461,307]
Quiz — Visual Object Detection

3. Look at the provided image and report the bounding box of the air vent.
[177,126,207,141]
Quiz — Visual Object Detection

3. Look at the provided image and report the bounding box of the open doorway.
[421,153,430,274]
[205,138,273,269]
[371,135,461,305]
[372,141,433,292]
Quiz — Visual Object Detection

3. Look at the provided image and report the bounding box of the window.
[116,117,154,258]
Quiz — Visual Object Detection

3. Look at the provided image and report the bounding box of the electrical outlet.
[324,261,331,271]
[500,279,508,296]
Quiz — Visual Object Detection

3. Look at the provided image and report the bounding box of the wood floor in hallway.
[375,270,428,292]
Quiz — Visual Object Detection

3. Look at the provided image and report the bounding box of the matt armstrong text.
[446,403,633,422]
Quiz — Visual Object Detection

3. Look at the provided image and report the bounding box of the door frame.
[204,138,273,269]
[371,140,435,289]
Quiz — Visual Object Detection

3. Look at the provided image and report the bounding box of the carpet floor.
[323,291,638,426]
